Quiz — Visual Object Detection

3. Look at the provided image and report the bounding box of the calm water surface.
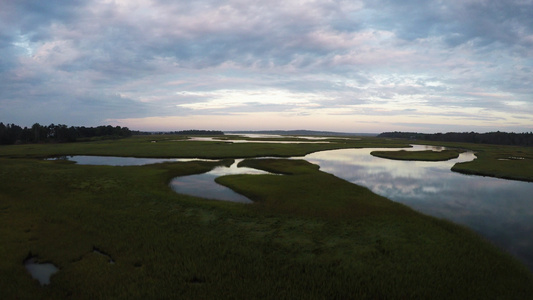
[52,156,265,203]
[304,146,533,271]
[49,156,216,166]
[24,257,59,286]
[169,159,272,203]
[187,136,331,144]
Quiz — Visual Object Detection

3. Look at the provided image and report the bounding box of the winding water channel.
[61,145,533,271]
[302,146,533,271]
[169,159,271,203]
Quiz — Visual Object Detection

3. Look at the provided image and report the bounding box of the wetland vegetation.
[379,131,533,146]
[370,149,464,161]
[399,140,533,182]
[1,134,532,299]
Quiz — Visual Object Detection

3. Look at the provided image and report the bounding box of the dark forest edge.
[379,131,533,146]
[0,122,227,145]
[0,123,132,145]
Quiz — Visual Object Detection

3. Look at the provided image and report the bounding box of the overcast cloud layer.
[1,0,532,132]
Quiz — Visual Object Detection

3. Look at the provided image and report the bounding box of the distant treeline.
[0,122,132,145]
[134,130,224,136]
[378,131,533,146]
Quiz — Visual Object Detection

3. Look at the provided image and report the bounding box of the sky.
[1,0,532,133]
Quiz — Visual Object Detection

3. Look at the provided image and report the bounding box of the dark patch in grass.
[92,247,115,264]
[188,275,206,284]
[23,252,35,264]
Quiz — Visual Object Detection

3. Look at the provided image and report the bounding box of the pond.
[24,257,59,286]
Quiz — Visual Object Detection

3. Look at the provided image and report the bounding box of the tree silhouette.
[0,123,132,145]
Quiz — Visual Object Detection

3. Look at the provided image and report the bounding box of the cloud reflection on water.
[304,146,533,271]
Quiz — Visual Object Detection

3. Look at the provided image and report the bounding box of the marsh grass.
[0,135,409,159]
[451,149,533,182]
[387,139,533,182]
[1,137,532,298]
[370,149,464,161]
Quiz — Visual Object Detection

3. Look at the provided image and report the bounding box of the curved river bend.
[303,146,533,271]
[170,159,271,203]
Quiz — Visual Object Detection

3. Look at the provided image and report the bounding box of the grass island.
[370,149,464,161]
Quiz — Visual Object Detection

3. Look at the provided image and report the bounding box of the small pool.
[24,257,59,286]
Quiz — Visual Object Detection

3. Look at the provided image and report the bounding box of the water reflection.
[304,147,533,271]
[49,156,216,166]
[169,159,272,203]
[186,137,331,144]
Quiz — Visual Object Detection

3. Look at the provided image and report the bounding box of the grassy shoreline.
[1,136,532,298]
[451,150,533,182]
[376,138,533,182]
[0,135,410,159]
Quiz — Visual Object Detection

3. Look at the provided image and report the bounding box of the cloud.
[365,0,533,48]
[0,0,532,132]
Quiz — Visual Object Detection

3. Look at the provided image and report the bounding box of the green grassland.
[450,145,533,182]
[370,149,464,161]
[0,135,410,159]
[1,136,532,299]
